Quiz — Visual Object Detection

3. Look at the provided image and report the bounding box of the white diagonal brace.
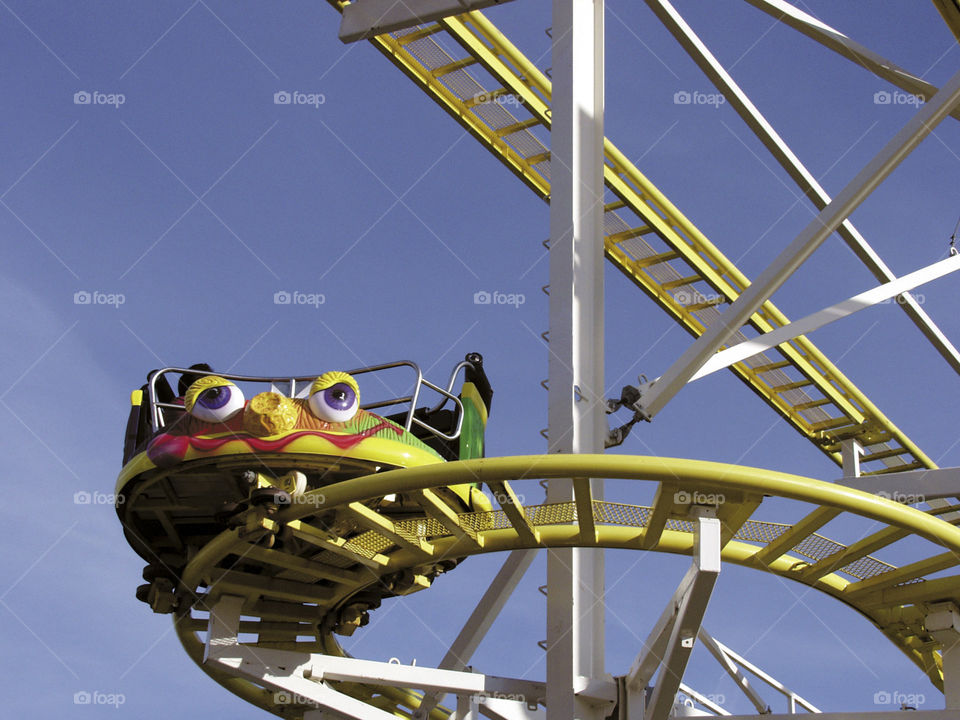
[690,253,960,380]
[647,0,960,377]
[644,516,721,720]
[638,65,960,419]
[697,628,769,714]
[743,0,960,122]
[414,549,537,718]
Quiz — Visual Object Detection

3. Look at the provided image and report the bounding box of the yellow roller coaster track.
[159,456,960,717]
[322,1,936,478]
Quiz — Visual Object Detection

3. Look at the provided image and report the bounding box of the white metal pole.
[548,0,606,718]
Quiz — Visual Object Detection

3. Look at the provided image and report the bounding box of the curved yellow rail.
[168,455,960,717]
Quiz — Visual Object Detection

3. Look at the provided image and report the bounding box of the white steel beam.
[643,515,721,720]
[646,0,960,378]
[415,550,537,718]
[840,467,960,501]
[548,0,607,718]
[696,629,769,714]
[637,65,960,419]
[704,635,820,714]
[688,253,960,380]
[743,0,960,123]
[339,0,517,42]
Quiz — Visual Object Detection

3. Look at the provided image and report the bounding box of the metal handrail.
[145,360,465,442]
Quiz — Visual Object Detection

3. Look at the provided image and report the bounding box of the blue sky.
[2,0,960,716]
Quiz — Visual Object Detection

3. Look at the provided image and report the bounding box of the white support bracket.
[635,64,960,420]
[203,594,609,720]
[339,0,517,43]
[925,602,960,710]
[625,513,721,720]
[687,253,960,382]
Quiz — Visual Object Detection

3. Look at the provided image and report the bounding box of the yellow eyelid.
[184,375,236,413]
[309,371,359,401]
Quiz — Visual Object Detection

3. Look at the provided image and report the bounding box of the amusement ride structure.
[116,1,960,718]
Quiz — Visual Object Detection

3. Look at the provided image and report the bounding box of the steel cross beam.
[689,253,960,381]
[637,65,960,420]
[646,0,960,379]
[625,514,721,720]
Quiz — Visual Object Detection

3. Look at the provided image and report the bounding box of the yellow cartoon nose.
[242,392,299,436]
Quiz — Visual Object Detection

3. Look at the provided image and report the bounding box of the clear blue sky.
[2,0,959,716]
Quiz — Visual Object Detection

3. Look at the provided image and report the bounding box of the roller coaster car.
[116,354,493,626]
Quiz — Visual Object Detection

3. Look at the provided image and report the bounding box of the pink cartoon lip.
[146,422,402,468]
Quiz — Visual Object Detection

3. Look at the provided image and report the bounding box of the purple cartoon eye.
[185,377,245,423]
[324,383,356,411]
[198,385,231,410]
[309,380,359,423]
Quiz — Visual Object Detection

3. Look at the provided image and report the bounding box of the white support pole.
[638,65,960,419]
[687,253,960,381]
[548,0,607,718]
[415,549,537,718]
[646,0,960,376]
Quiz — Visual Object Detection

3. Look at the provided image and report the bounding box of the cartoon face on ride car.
[145,371,442,470]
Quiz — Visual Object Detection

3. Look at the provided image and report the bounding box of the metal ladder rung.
[526,151,551,165]
[751,360,792,373]
[662,275,703,291]
[792,398,833,411]
[862,461,925,475]
[608,225,654,243]
[630,250,680,268]
[395,24,445,45]
[495,117,541,137]
[771,379,814,393]
[432,56,479,77]
[809,417,855,432]
[604,199,627,212]
[860,447,910,462]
